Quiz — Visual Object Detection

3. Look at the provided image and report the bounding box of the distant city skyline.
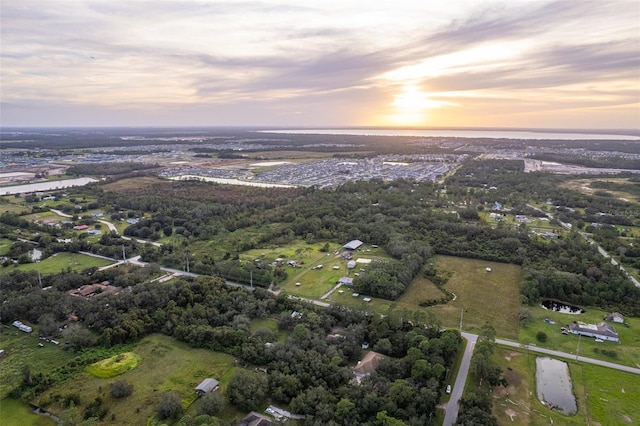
[1,1,639,129]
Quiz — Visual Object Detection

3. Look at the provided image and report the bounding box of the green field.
[0,398,57,426]
[0,238,12,256]
[0,252,113,275]
[34,334,238,426]
[0,326,78,400]
[518,305,640,368]
[241,240,390,300]
[423,256,522,339]
[328,255,522,339]
[492,346,639,426]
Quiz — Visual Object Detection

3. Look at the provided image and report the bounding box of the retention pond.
[535,357,577,415]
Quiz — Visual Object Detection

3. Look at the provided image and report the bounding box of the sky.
[1,0,639,129]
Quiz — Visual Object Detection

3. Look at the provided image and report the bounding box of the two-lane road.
[443,332,477,426]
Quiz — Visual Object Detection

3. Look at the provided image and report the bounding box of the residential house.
[569,322,619,342]
[339,277,353,286]
[353,351,386,382]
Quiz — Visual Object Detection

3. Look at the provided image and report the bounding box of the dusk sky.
[1,1,639,129]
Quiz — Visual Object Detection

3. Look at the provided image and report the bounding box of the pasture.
[424,256,522,339]
[35,334,238,426]
[0,252,114,275]
[328,255,522,339]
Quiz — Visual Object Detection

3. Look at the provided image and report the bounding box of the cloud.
[1,0,638,127]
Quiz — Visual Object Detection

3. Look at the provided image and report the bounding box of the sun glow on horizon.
[380,85,453,126]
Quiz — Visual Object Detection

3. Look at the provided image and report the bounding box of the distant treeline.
[529,153,640,170]
[66,162,159,176]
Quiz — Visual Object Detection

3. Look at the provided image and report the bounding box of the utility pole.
[250,270,253,289]
[122,244,126,263]
[576,333,581,361]
[459,308,464,332]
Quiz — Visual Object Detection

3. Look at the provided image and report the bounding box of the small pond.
[541,299,584,314]
[536,357,577,415]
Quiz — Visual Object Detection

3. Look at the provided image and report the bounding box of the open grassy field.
[249,318,288,342]
[0,238,12,256]
[562,177,640,204]
[492,346,639,426]
[241,240,390,299]
[0,252,114,275]
[0,325,78,400]
[0,398,57,426]
[518,305,640,368]
[328,255,522,339]
[34,334,238,425]
[425,256,522,339]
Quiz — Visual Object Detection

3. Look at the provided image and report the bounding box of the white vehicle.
[594,338,603,343]
[446,385,451,394]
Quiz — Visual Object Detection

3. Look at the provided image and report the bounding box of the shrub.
[156,392,184,420]
[110,380,133,398]
[536,331,547,342]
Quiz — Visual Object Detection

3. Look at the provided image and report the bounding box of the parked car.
[446,385,452,394]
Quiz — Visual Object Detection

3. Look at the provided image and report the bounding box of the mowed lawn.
[0,252,113,275]
[36,334,237,426]
[492,347,640,426]
[424,256,522,339]
[518,305,640,368]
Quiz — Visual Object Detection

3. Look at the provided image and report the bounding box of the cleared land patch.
[0,252,113,275]
[424,256,522,339]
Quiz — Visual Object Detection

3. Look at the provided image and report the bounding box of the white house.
[569,322,619,343]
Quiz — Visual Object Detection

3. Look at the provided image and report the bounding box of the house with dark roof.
[195,378,219,396]
[569,322,619,342]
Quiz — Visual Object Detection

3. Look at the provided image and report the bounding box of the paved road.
[495,337,640,375]
[441,331,640,426]
[443,333,477,426]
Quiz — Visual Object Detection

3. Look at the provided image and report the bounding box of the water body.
[262,128,640,140]
[541,299,585,314]
[536,357,577,415]
[0,177,98,195]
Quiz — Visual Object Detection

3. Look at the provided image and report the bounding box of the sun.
[383,85,448,126]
